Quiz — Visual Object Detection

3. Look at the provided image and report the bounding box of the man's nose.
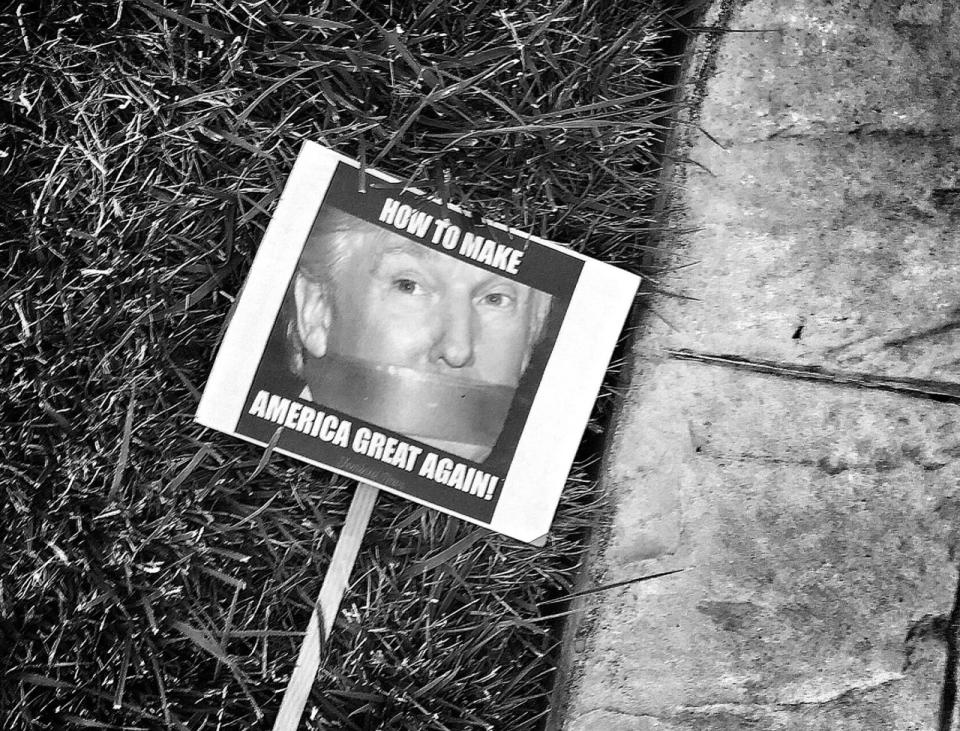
[430,299,475,369]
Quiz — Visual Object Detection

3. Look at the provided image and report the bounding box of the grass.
[1,1,696,728]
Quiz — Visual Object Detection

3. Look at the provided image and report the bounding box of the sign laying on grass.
[197,141,638,544]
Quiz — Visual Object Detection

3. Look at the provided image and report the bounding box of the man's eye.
[392,278,422,294]
[482,292,513,308]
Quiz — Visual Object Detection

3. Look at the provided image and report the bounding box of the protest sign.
[197,141,640,728]
[197,141,638,546]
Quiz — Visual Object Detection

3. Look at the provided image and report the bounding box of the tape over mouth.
[302,353,516,448]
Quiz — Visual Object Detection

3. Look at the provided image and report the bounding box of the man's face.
[326,235,537,387]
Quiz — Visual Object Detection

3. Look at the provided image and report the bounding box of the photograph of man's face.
[287,206,552,462]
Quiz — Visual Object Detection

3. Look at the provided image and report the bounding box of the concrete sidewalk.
[559,1,960,729]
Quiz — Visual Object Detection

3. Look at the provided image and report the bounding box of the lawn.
[1,1,695,728]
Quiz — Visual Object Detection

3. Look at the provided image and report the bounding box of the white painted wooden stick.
[271,482,379,730]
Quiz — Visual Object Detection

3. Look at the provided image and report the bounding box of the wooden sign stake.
[271,482,379,730]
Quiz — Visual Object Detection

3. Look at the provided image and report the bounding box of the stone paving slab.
[642,0,960,383]
[647,135,960,382]
[700,0,960,144]
[558,0,960,728]
[567,361,956,730]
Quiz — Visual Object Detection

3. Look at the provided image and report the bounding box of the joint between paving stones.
[665,348,960,404]
[938,568,960,731]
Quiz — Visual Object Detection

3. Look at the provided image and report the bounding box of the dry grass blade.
[247,426,285,484]
[108,386,138,500]
[400,528,489,582]
[171,621,264,720]
[540,567,685,605]
[134,0,232,40]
